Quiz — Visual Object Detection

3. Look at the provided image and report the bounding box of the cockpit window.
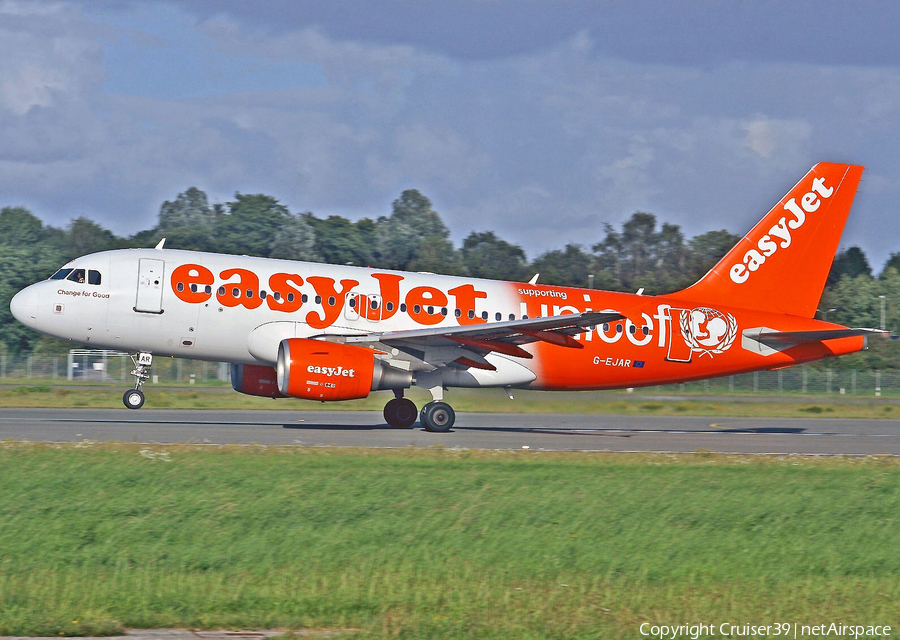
[50,267,101,285]
[50,268,73,280]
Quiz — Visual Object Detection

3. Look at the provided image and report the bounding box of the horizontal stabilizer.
[741,327,887,355]
[753,327,885,345]
[741,326,885,356]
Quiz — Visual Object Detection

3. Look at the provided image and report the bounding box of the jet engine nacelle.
[231,363,286,398]
[276,338,412,401]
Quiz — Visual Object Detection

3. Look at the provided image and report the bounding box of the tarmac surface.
[1,408,899,455]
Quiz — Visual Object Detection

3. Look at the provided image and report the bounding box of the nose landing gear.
[123,388,145,410]
[123,352,152,410]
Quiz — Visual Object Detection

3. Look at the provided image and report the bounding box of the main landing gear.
[123,352,152,410]
[420,401,455,432]
[383,393,417,428]
[382,390,456,432]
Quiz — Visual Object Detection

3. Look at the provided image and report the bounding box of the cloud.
[2,1,900,269]
[199,16,454,93]
[0,2,104,115]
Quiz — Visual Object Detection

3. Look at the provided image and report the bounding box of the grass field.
[0,443,897,638]
[1,383,900,419]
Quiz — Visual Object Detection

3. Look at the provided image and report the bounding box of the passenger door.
[134,259,165,314]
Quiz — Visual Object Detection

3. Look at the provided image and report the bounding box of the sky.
[2,0,900,269]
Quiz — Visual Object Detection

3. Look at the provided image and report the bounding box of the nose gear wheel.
[123,352,153,410]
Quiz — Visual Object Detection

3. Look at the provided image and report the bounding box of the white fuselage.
[12,248,525,368]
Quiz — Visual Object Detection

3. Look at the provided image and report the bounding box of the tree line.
[1,187,899,369]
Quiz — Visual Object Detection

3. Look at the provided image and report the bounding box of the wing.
[342,310,623,371]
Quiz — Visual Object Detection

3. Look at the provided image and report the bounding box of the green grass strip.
[2,385,900,419]
[0,444,897,638]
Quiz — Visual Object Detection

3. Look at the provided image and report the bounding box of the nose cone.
[10,285,39,328]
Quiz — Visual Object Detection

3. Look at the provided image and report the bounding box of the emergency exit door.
[134,259,165,314]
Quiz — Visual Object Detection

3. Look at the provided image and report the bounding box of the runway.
[1,408,899,454]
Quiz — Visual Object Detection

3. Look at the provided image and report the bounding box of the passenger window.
[50,268,73,280]
[67,269,86,283]
[88,270,101,285]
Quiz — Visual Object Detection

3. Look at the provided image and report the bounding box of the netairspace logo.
[638,622,893,639]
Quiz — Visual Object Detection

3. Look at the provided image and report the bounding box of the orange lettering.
[217,268,263,309]
[306,277,359,329]
[448,284,487,325]
[367,273,404,320]
[267,273,304,313]
[405,286,448,325]
[171,263,213,304]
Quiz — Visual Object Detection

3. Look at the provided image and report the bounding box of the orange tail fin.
[669,162,864,318]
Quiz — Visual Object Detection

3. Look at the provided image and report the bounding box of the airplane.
[9,162,883,432]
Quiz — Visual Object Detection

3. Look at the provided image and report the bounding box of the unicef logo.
[679,307,737,358]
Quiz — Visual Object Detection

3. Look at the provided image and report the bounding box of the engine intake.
[276,338,412,401]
